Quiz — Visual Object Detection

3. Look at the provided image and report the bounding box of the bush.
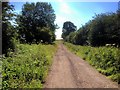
[2,44,57,89]
[64,42,120,83]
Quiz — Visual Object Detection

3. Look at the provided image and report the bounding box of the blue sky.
[10,1,118,39]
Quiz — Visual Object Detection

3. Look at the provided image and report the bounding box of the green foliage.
[2,2,18,56]
[2,44,57,89]
[63,12,120,47]
[62,21,77,40]
[65,32,76,44]
[64,42,120,83]
[16,2,56,44]
[74,25,89,45]
[88,13,119,46]
[35,27,55,44]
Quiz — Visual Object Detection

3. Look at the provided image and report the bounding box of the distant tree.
[16,2,56,44]
[75,23,89,45]
[62,21,77,40]
[2,2,17,56]
[65,32,76,44]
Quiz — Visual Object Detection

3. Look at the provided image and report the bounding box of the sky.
[9,0,118,39]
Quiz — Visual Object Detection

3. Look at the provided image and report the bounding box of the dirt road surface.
[44,44,118,88]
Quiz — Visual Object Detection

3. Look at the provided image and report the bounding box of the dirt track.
[44,44,118,88]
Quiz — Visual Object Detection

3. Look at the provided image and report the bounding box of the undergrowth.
[2,43,57,89]
[64,42,120,84]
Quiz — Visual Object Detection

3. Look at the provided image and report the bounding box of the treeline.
[62,11,120,47]
[2,2,57,56]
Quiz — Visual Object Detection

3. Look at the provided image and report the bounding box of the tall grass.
[64,42,120,84]
[2,44,57,89]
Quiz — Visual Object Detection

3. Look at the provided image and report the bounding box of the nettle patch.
[2,44,57,89]
[64,42,120,84]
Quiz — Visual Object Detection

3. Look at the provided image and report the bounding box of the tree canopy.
[2,2,57,55]
[2,2,17,55]
[16,2,56,44]
[62,21,77,41]
[62,12,120,47]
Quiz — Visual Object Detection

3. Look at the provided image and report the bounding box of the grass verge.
[64,42,120,84]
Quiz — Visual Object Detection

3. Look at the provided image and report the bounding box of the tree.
[65,32,76,43]
[74,23,89,45]
[2,2,17,55]
[16,2,56,44]
[89,13,119,46]
[62,21,77,40]
[64,12,120,47]
[117,2,120,47]
[88,15,106,46]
